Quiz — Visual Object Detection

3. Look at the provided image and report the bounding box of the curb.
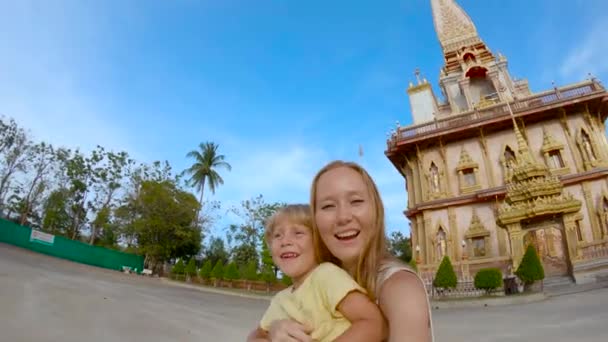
[429,292,547,309]
[159,278,273,301]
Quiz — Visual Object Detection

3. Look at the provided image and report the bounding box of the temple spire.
[431,0,481,53]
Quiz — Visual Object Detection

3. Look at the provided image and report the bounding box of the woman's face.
[314,166,375,269]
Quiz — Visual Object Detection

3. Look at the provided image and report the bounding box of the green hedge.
[433,256,457,289]
[474,268,503,294]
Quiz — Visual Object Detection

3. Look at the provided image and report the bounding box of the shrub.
[474,268,503,294]
[243,261,259,281]
[281,274,293,286]
[433,256,457,289]
[185,259,197,278]
[171,259,185,275]
[224,262,240,281]
[211,260,224,280]
[515,244,545,286]
[408,258,418,273]
[199,260,213,280]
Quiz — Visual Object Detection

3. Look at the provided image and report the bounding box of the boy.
[247,204,384,342]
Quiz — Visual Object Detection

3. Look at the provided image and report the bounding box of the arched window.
[504,146,516,168]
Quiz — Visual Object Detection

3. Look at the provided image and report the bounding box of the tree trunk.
[196,177,205,225]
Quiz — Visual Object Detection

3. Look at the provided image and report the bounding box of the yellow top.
[260,262,365,342]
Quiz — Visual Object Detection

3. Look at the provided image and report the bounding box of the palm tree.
[183,142,232,213]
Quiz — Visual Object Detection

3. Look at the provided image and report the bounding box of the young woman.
[256,160,433,342]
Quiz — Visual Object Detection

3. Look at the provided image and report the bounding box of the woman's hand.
[268,319,313,342]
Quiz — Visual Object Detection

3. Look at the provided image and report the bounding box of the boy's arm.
[333,290,386,342]
[246,327,270,342]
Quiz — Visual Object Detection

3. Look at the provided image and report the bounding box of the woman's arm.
[378,271,432,342]
[246,327,270,342]
[333,290,386,342]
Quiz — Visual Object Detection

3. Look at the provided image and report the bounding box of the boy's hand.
[269,319,313,342]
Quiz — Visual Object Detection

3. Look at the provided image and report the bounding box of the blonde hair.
[264,204,320,261]
[310,160,390,299]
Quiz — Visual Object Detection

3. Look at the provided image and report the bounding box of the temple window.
[541,128,570,176]
[581,130,597,161]
[456,149,481,193]
[548,150,565,168]
[472,237,486,257]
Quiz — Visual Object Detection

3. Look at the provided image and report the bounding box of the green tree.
[228,195,283,250]
[120,179,202,272]
[185,258,197,278]
[199,260,213,280]
[224,262,240,281]
[183,142,231,217]
[433,256,457,289]
[0,118,31,216]
[42,189,71,235]
[260,240,276,284]
[515,244,545,287]
[88,149,131,245]
[387,231,412,263]
[243,260,258,281]
[203,236,230,267]
[18,142,56,226]
[231,242,259,270]
[211,260,224,280]
[172,259,185,275]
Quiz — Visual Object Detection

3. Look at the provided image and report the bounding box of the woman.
[251,160,433,341]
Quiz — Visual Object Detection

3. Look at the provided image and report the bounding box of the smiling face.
[313,166,376,271]
[269,219,318,286]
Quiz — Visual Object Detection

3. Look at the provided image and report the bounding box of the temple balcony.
[386,79,608,155]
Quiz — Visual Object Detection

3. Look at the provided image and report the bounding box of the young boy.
[247,204,384,342]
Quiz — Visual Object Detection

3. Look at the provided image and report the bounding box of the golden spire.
[430,0,481,52]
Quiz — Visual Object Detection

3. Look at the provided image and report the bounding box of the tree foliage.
[242,260,258,281]
[516,244,545,285]
[433,256,457,289]
[387,231,412,263]
[211,260,224,280]
[199,260,213,280]
[474,268,503,294]
[185,258,197,277]
[172,259,185,275]
[224,261,240,281]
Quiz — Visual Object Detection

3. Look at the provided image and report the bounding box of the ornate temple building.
[385,0,608,284]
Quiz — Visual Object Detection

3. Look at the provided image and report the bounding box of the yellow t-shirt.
[260,262,365,342]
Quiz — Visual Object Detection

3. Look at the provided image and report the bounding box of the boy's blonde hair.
[310,160,390,300]
[264,203,313,244]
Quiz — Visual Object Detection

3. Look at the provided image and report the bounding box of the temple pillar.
[506,222,524,270]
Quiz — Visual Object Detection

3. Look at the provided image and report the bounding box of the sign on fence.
[29,230,55,246]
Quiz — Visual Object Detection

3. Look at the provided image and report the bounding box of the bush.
[185,259,197,278]
[516,244,545,286]
[243,261,259,281]
[408,258,418,273]
[474,268,503,294]
[433,256,457,289]
[224,262,240,281]
[211,260,224,280]
[171,259,185,275]
[199,260,213,280]
[281,274,293,286]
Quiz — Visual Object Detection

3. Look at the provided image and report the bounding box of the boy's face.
[270,219,318,283]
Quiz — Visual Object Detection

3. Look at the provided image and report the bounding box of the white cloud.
[559,18,608,81]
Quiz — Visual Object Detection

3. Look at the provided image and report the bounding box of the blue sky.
[1,0,607,241]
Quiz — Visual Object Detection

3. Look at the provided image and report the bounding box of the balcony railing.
[387,80,606,149]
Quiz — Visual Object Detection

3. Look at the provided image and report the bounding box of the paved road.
[2,243,607,342]
[0,243,267,342]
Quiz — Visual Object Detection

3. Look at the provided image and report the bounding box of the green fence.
[0,218,144,272]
